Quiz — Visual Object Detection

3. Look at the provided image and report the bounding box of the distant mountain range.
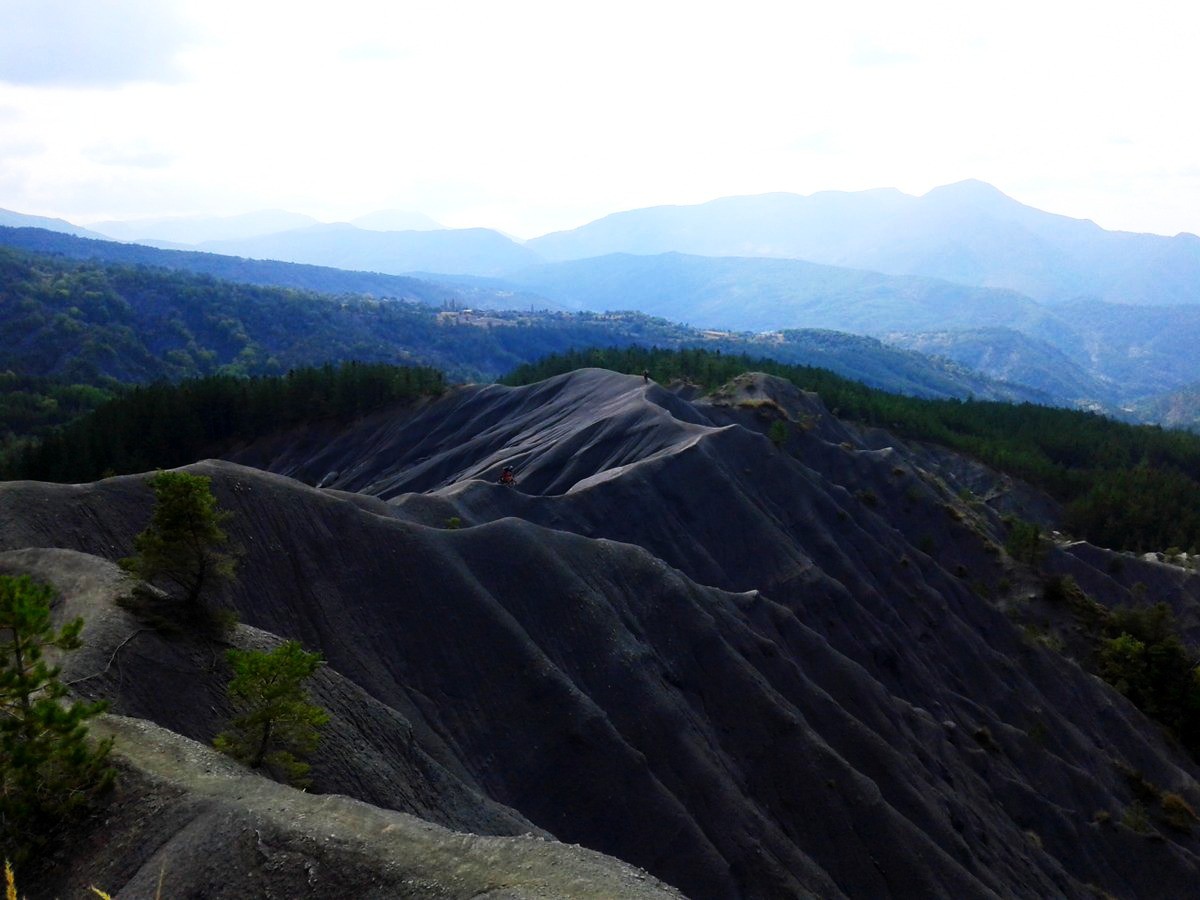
[89,208,444,245]
[349,209,444,232]
[488,252,1055,334]
[886,302,1200,407]
[6,179,1200,425]
[439,252,1200,411]
[89,209,323,245]
[193,222,540,277]
[12,180,1200,304]
[883,327,1110,406]
[528,180,1200,306]
[0,207,110,240]
[0,225,471,306]
[1131,384,1200,432]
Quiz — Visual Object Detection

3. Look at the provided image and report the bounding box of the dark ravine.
[4,368,1200,898]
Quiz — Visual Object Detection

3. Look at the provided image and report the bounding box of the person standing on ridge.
[642,369,651,384]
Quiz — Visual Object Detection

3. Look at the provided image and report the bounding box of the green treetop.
[122,470,237,612]
[214,640,330,787]
[0,574,113,863]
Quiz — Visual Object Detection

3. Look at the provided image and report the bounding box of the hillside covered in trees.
[0,243,1040,446]
[0,245,622,385]
[4,362,445,482]
[0,224,463,303]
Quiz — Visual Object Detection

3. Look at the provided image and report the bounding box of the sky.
[1,0,1198,240]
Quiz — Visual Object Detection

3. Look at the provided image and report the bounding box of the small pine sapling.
[121,470,237,617]
[0,575,113,863]
[214,641,329,787]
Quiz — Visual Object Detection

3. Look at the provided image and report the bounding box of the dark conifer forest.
[4,362,444,483]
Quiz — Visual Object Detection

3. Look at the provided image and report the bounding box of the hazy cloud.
[1,0,1197,238]
[785,133,840,155]
[0,0,193,87]
[850,44,918,67]
[339,42,412,63]
[0,137,45,157]
[84,141,177,169]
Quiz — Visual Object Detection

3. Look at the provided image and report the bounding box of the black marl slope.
[4,368,1200,898]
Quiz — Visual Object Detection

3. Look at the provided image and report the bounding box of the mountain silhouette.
[528,181,1200,306]
[197,222,540,277]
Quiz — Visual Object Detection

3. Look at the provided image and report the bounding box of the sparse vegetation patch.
[0,575,113,864]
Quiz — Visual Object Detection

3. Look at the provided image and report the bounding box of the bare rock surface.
[35,713,683,900]
[0,547,538,840]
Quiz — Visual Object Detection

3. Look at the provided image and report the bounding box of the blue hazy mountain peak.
[527,181,1200,306]
[0,207,107,240]
[351,209,444,232]
[89,209,321,245]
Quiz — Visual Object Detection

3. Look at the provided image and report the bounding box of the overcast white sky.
[1,0,1198,239]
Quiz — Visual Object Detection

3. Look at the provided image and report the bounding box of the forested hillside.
[5,362,444,482]
[0,225,461,303]
[0,245,1038,443]
[497,250,1053,334]
[0,244,677,410]
[455,252,1200,413]
[1132,385,1200,432]
[9,224,1200,424]
[0,245,587,383]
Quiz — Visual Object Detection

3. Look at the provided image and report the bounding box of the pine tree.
[0,574,113,863]
[214,641,329,787]
[121,470,237,612]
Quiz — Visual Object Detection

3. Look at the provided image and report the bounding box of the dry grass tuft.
[4,858,128,900]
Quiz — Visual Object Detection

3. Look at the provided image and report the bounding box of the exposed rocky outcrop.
[34,712,681,899]
[5,368,1200,898]
[0,547,537,840]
